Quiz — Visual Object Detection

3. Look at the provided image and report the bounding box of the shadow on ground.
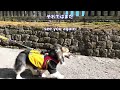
[0,68,57,79]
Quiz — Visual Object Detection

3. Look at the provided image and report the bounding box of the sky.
[65,11,85,16]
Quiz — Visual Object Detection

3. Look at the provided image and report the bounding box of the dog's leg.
[61,62,66,65]
[42,73,47,77]
[41,70,47,77]
[14,52,28,79]
[47,60,64,79]
[50,71,64,79]
[37,70,47,77]
[27,65,40,76]
[16,66,26,79]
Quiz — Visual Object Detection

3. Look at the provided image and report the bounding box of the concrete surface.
[0,47,120,79]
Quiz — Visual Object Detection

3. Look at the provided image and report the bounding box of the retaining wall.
[0,25,120,59]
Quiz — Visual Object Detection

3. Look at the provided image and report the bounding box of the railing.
[0,11,120,22]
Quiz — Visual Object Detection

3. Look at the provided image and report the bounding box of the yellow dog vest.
[28,49,44,69]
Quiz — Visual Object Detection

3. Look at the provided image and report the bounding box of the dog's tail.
[14,58,23,72]
[14,52,27,72]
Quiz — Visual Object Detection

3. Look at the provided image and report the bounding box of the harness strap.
[42,55,59,70]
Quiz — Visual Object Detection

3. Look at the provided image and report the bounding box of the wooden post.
[26,11,30,17]
[0,11,2,17]
[18,11,21,16]
[101,11,104,16]
[30,11,33,17]
[103,11,108,16]
[96,11,101,16]
[3,11,6,16]
[73,11,76,16]
[32,11,35,17]
[88,11,91,16]
[55,11,58,15]
[21,11,25,16]
[53,11,56,15]
[35,11,37,17]
[36,11,39,17]
[43,11,46,16]
[41,11,43,16]
[38,11,41,17]
[16,11,18,16]
[19,11,22,16]
[47,11,51,15]
[25,11,29,16]
[68,11,70,15]
[85,11,89,16]
[57,11,60,15]
[91,11,95,16]
[108,11,115,16]
[24,11,28,16]
[110,11,115,16]
[51,11,53,15]
[79,11,82,16]
[63,11,66,15]
[10,11,13,17]
[117,11,120,16]
[6,11,9,17]
[17,11,20,16]
[5,11,7,16]
[13,11,17,16]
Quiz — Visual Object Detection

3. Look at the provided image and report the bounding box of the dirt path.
[0,47,120,79]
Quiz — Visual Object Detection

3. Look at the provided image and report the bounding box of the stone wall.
[0,25,120,59]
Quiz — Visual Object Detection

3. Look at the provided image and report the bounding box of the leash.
[0,35,33,50]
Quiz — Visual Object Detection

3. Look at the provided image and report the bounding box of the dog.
[14,44,71,79]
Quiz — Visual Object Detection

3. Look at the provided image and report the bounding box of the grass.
[0,21,120,30]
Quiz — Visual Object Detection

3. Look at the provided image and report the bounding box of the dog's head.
[53,44,71,65]
[61,47,71,59]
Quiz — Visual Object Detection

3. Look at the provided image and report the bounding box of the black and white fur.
[14,44,71,79]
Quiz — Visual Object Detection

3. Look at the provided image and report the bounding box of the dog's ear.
[61,47,72,59]
[53,44,65,64]
[53,44,62,53]
[61,47,69,53]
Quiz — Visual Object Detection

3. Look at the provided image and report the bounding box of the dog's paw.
[50,71,64,79]
[62,62,66,66]
[16,76,25,79]
[42,73,47,77]
[57,74,64,79]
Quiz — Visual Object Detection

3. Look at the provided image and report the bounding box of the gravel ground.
[1,47,120,79]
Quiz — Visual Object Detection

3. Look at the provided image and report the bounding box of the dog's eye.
[55,49,61,53]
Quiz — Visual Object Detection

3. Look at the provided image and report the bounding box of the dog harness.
[28,49,59,70]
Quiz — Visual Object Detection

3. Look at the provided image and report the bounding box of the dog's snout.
[65,55,70,59]
[66,53,73,58]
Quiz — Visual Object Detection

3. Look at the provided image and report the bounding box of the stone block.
[21,34,30,41]
[29,35,39,42]
[97,41,106,49]
[93,48,99,57]
[50,38,57,44]
[99,49,107,57]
